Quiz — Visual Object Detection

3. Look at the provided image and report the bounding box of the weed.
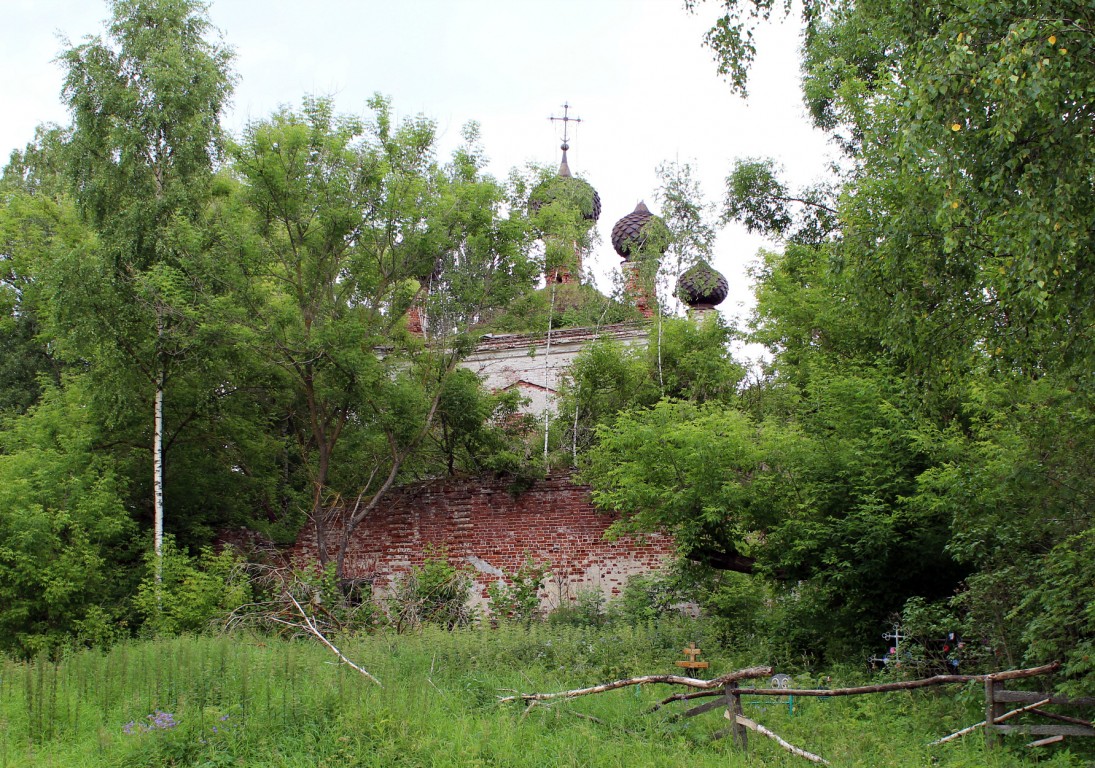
[0,627,1089,766]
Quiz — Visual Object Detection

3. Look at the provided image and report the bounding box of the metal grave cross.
[882,624,905,656]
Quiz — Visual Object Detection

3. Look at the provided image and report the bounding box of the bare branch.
[732,713,830,765]
[285,592,382,687]
[497,666,771,704]
[928,697,1052,746]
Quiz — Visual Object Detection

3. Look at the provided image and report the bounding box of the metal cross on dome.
[549,102,582,151]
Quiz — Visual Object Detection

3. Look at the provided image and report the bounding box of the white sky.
[2,0,832,333]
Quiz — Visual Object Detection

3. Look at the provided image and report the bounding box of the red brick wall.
[292,471,674,608]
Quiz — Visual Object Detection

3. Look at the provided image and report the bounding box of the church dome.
[676,261,729,308]
[528,147,601,222]
[611,201,669,260]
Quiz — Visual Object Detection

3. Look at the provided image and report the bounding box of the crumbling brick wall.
[292,471,674,610]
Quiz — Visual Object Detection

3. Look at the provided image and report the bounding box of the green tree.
[556,336,657,462]
[0,132,77,415]
[228,97,534,580]
[0,379,137,655]
[723,159,837,246]
[687,0,1094,675]
[57,0,234,574]
[424,368,533,477]
[697,0,1095,378]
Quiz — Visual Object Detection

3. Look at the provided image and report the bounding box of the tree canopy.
[575,0,1095,677]
[0,0,539,653]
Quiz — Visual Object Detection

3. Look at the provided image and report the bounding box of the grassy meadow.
[0,623,1088,767]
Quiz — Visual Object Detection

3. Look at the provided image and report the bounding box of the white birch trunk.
[153,373,164,583]
[542,281,556,465]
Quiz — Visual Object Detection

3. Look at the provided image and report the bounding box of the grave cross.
[882,625,905,649]
[675,642,710,670]
[882,624,906,661]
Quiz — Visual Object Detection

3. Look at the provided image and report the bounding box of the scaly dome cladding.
[528,150,601,222]
[676,261,729,307]
[610,201,669,260]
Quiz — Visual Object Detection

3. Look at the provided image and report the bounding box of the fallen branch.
[928,697,1051,746]
[731,712,830,765]
[283,593,382,687]
[498,666,772,704]
[650,688,724,710]
[1027,734,1065,748]
[571,711,607,726]
[735,663,1061,699]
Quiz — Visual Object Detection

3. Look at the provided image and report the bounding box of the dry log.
[988,663,1062,681]
[730,712,830,765]
[497,666,772,704]
[681,697,732,719]
[736,663,1060,699]
[928,697,1051,746]
[649,663,1061,711]
[996,690,1095,706]
[650,688,725,710]
[994,724,1095,737]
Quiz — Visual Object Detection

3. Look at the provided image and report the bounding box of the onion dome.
[611,201,669,260]
[528,145,601,222]
[676,261,729,308]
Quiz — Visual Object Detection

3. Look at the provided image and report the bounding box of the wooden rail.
[503,661,1092,763]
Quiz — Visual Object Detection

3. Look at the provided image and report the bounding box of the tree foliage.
[0,380,137,655]
[577,0,1095,679]
[224,96,535,578]
[0,1,537,650]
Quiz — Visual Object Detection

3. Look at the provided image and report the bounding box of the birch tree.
[58,0,233,576]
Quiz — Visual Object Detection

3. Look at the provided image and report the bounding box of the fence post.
[726,681,747,751]
[984,678,1004,748]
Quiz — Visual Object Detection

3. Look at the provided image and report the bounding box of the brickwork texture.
[292,471,673,610]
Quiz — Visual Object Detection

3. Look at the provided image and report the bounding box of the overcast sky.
[3,0,832,334]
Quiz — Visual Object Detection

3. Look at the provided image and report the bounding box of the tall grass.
[0,623,1087,767]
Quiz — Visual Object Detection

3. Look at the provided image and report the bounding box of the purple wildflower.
[147,710,178,730]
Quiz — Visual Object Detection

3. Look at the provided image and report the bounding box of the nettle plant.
[488,557,550,626]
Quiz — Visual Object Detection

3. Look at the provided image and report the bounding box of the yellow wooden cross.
[675,642,710,670]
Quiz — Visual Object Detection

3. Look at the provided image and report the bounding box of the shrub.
[487,556,549,626]
[549,586,608,628]
[609,571,687,624]
[133,537,251,636]
[389,546,473,630]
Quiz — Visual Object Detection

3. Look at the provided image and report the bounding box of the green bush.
[1019,529,1095,695]
[487,556,549,626]
[133,537,251,636]
[609,571,688,625]
[287,562,388,633]
[549,586,608,628]
[389,546,473,630]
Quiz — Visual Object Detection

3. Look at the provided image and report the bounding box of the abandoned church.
[293,112,729,611]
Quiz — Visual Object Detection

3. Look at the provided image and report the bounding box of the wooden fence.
[502,661,1094,764]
